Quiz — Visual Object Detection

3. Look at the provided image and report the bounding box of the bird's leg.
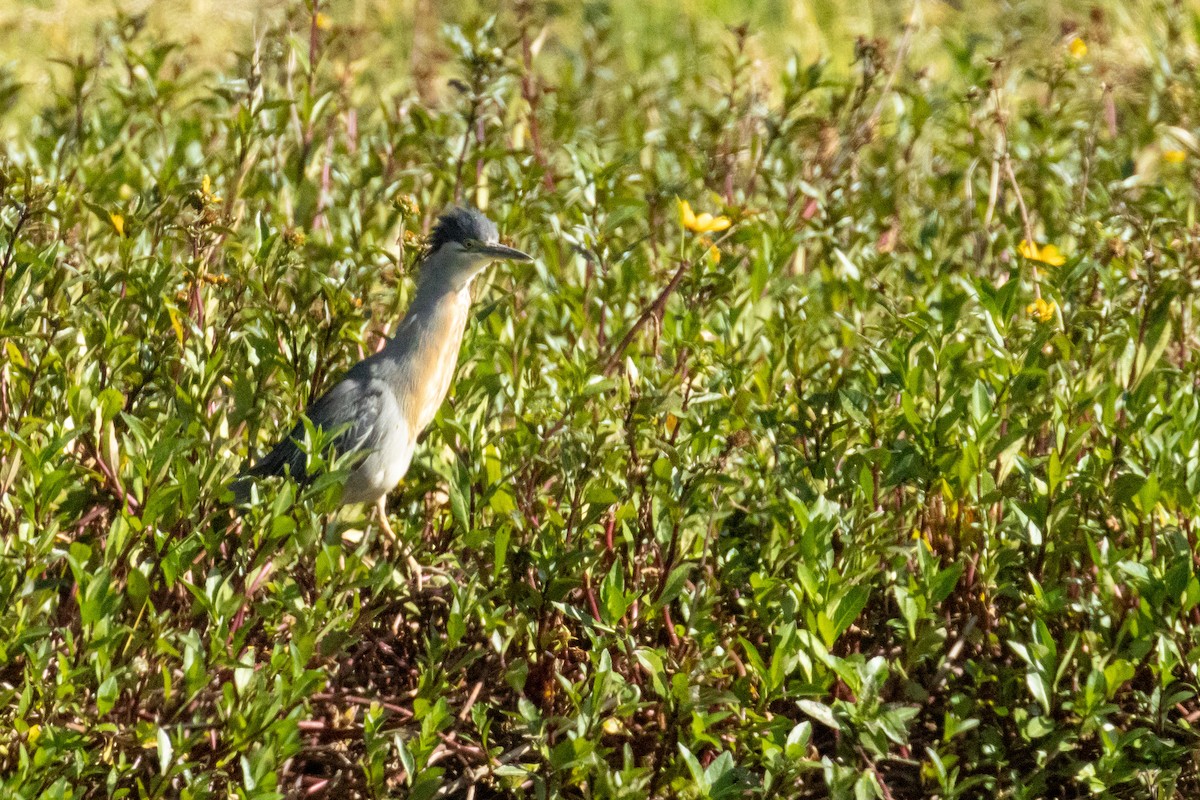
[375,495,398,542]
[375,495,424,589]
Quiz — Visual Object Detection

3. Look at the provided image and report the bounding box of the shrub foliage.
[2,4,1200,798]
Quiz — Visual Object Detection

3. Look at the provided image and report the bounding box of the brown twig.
[431,743,533,799]
[827,0,922,179]
[457,680,485,721]
[82,431,140,515]
[539,256,693,441]
[866,0,922,130]
[991,81,1042,300]
[930,614,978,692]
[0,203,31,299]
[516,4,555,191]
[582,571,602,622]
[452,88,482,204]
[600,257,692,378]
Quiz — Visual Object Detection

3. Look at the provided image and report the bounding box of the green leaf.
[828,584,870,645]
[797,700,840,731]
[126,567,150,609]
[654,562,693,609]
[157,728,173,775]
[96,675,118,716]
[678,742,707,789]
[927,562,964,604]
[1026,671,1052,715]
[448,460,471,533]
[1104,660,1135,699]
[602,562,629,623]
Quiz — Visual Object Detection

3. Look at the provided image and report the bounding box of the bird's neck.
[385,272,472,351]
[401,274,470,327]
[383,270,474,431]
[382,246,480,354]
[412,271,472,304]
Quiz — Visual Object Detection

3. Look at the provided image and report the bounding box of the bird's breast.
[398,288,471,433]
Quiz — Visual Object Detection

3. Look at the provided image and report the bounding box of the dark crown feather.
[428,206,497,252]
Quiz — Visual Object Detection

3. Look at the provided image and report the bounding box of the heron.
[232,205,532,541]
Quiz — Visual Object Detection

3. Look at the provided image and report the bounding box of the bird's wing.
[245,367,384,483]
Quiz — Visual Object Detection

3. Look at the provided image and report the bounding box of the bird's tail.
[226,432,307,507]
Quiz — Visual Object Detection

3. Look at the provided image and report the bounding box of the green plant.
[2,2,1200,798]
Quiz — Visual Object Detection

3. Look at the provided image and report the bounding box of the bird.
[232,205,532,541]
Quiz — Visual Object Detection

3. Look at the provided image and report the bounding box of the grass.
[2,1,1200,798]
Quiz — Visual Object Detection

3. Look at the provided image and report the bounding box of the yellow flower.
[1018,239,1066,266]
[677,198,731,233]
[191,174,222,209]
[1163,149,1187,164]
[1068,37,1087,58]
[315,12,332,30]
[109,212,126,238]
[1026,297,1057,323]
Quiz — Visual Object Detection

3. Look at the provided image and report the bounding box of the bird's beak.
[478,243,533,262]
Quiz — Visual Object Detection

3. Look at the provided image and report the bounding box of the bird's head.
[422,206,532,288]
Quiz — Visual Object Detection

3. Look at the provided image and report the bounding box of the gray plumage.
[427,206,498,254]
[234,362,387,500]
[232,206,531,512]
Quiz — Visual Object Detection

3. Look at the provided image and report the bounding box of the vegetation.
[3,2,1200,797]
